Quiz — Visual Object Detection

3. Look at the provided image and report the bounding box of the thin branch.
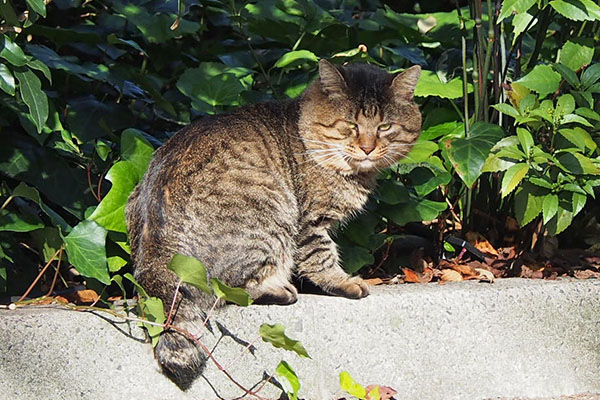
[18,246,64,302]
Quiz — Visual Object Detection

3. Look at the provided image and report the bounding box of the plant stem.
[526,6,552,70]
[455,1,470,133]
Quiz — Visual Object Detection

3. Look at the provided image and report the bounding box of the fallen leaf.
[365,384,397,400]
[574,269,600,279]
[65,289,99,304]
[421,267,434,283]
[440,269,462,282]
[402,268,421,283]
[364,278,384,286]
[417,15,437,33]
[466,231,499,257]
[439,260,477,277]
[54,296,69,304]
[474,268,495,282]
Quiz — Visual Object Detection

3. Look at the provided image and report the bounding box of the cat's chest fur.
[295,160,376,224]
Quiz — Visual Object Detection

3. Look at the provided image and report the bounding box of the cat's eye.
[378,123,392,132]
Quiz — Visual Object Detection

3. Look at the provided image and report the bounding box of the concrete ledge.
[1,278,599,400]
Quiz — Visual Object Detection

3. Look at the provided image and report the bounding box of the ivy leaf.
[11,182,70,231]
[339,371,367,399]
[64,220,110,284]
[550,0,598,21]
[167,254,211,294]
[397,140,438,164]
[276,361,300,400]
[516,65,561,98]
[139,296,165,347]
[379,197,447,225]
[501,163,529,198]
[120,128,154,180]
[340,245,374,274]
[0,63,15,95]
[88,161,137,232]
[259,323,311,359]
[0,209,44,232]
[177,66,245,106]
[15,68,49,133]
[446,122,505,187]
[210,278,253,306]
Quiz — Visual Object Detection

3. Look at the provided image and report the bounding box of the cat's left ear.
[318,59,348,98]
[391,65,421,101]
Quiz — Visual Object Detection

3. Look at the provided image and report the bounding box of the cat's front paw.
[330,276,370,299]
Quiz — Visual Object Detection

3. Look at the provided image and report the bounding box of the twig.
[45,247,64,297]
[87,163,101,202]
[18,247,64,302]
[165,279,183,326]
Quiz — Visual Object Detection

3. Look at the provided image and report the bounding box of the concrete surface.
[0,278,599,400]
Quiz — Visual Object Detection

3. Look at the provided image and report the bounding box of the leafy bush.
[0,0,599,297]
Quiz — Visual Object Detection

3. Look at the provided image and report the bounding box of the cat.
[125,59,422,387]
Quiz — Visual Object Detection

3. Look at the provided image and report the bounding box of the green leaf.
[557,152,600,174]
[511,13,536,44]
[107,255,127,273]
[0,63,15,95]
[482,154,517,172]
[11,182,70,232]
[559,40,594,71]
[123,272,149,298]
[553,63,580,87]
[0,209,44,232]
[276,361,300,400]
[558,128,586,150]
[398,140,438,164]
[64,220,110,284]
[259,323,311,358]
[492,103,521,119]
[572,192,587,216]
[546,204,573,235]
[88,161,137,233]
[177,65,246,106]
[120,128,154,180]
[27,59,52,83]
[581,63,600,88]
[556,94,575,117]
[550,0,600,21]
[340,245,374,274]
[167,254,211,294]
[15,68,49,133]
[274,50,318,70]
[516,127,534,155]
[0,36,28,66]
[446,122,505,187]
[501,163,529,197]
[339,371,367,399]
[376,180,409,205]
[379,197,447,225]
[368,386,381,400]
[26,0,46,16]
[139,296,165,347]
[210,278,253,306]
[514,182,546,226]
[516,65,561,98]
[414,70,472,99]
[542,194,559,224]
[498,0,537,22]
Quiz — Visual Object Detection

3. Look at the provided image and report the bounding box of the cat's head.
[299,60,422,175]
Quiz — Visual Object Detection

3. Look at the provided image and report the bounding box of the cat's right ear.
[318,59,347,98]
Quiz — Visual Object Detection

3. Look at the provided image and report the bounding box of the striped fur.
[125,60,421,387]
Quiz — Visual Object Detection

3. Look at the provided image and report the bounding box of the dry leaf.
[417,15,437,33]
[54,296,69,304]
[421,267,434,283]
[466,231,499,257]
[365,384,397,400]
[574,269,600,279]
[66,289,99,304]
[364,277,384,286]
[474,268,495,282]
[440,269,462,282]
[402,268,421,283]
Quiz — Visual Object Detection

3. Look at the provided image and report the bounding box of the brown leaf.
[364,278,384,286]
[54,296,69,304]
[438,260,476,277]
[474,268,495,282]
[421,267,434,283]
[574,269,600,279]
[440,269,463,282]
[365,384,397,400]
[402,268,421,283]
[466,231,499,257]
[65,289,99,304]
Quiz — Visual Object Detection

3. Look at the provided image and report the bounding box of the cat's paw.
[331,276,370,299]
[253,282,298,305]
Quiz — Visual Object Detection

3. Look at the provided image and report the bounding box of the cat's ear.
[318,59,347,98]
[391,65,421,101]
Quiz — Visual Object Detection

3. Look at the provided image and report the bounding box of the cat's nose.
[360,145,375,155]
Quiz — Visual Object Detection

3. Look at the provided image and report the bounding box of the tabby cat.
[126,60,422,387]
